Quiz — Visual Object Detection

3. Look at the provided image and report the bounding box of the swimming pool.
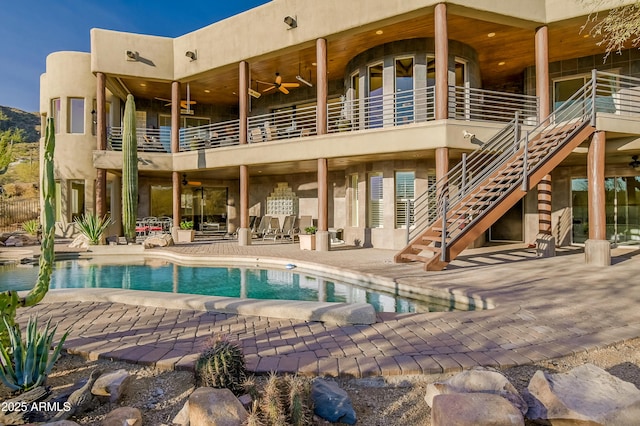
[0,258,477,313]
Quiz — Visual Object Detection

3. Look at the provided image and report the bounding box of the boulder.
[525,363,640,425]
[172,400,190,426]
[42,421,81,426]
[432,393,524,426]
[92,369,131,403]
[4,235,24,247]
[69,234,90,249]
[101,406,142,426]
[188,387,248,426]
[143,234,174,249]
[311,378,357,425]
[425,367,527,415]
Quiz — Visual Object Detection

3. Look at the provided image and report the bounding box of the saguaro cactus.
[122,94,138,243]
[0,117,56,346]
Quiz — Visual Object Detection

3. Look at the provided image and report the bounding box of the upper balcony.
[105,85,539,155]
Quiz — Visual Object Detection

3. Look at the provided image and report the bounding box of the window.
[68,98,85,134]
[395,57,414,124]
[349,174,358,227]
[367,63,384,128]
[151,185,173,217]
[395,171,415,228]
[350,72,360,127]
[368,173,384,228]
[55,180,62,221]
[70,180,85,221]
[51,98,61,133]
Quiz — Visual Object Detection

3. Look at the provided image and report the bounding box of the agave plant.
[21,219,40,236]
[0,316,69,392]
[74,213,112,245]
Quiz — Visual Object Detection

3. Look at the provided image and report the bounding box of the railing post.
[521,131,529,192]
[405,199,411,244]
[591,69,598,126]
[513,111,520,153]
[461,153,467,195]
[440,197,448,262]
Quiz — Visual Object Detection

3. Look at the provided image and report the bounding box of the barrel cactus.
[122,94,138,243]
[195,335,247,396]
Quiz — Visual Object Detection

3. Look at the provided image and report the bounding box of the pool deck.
[6,239,640,378]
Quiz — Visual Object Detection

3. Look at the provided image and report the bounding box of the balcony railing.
[106,86,540,152]
[247,105,317,143]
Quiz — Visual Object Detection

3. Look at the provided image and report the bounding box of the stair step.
[400,253,437,263]
[421,234,441,242]
[411,244,440,253]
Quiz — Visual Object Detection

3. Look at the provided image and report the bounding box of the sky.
[0,0,270,113]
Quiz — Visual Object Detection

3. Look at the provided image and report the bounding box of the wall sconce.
[125,50,138,61]
[284,15,297,29]
[185,50,197,61]
[90,109,97,124]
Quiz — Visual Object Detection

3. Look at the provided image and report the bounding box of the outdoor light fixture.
[295,75,313,87]
[185,50,197,61]
[90,109,97,124]
[126,50,138,60]
[284,15,297,29]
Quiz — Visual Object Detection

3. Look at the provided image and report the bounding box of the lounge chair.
[250,128,264,143]
[298,215,313,233]
[281,215,300,243]
[262,217,282,241]
[252,215,271,238]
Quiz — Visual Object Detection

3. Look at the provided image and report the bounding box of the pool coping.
[70,249,497,314]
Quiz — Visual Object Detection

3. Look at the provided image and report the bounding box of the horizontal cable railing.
[448,86,539,125]
[179,119,241,150]
[595,71,640,117]
[108,127,168,152]
[327,86,436,133]
[247,105,317,143]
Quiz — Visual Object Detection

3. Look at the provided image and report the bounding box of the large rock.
[188,387,248,426]
[143,234,174,248]
[172,400,190,426]
[69,234,90,249]
[525,363,640,425]
[425,367,527,415]
[92,369,131,403]
[311,378,357,425]
[101,406,142,426]
[432,393,524,426]
[42,421,81,426]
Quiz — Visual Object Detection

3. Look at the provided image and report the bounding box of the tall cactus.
[0,117,56,346]
[122,94,138,243]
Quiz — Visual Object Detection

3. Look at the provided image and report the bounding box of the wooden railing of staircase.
[394,69,639,271]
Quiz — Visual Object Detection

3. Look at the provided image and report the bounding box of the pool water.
[0,259,474,313]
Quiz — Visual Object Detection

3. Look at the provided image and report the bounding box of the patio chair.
[252,215,271,238]
[250,128,264,143]
[281,215,300,243]
[262,217,282,241]
[298,215,313,233]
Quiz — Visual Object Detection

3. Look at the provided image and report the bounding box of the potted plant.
[176,219,195,243]
[299,226,317,250]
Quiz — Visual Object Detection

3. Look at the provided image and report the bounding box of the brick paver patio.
[10,240,640,377]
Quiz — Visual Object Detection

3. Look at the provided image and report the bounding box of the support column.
[238,61,252,245]
[95,72,107,218]
[435,147,449,196]
[316,38,330,251]
[585,131,610,266]
[171,81,181,232]
[535,25,556,257]
[434,3,448,120]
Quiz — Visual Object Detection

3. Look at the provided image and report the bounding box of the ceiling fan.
[182,174,202,186]
[155,82,196,109]
[630,155,640,170]
[257,73,300,94]
[155,97,196,109]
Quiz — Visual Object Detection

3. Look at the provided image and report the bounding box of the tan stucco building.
[40,0,640,268]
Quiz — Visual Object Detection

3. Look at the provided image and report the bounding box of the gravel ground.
[1,337,640,425]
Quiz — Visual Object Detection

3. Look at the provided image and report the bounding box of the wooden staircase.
[395,81,600,271]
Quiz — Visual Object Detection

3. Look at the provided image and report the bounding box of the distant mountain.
[0,106,40,143]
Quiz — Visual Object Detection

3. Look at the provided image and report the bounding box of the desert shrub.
[0,316,69,392]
